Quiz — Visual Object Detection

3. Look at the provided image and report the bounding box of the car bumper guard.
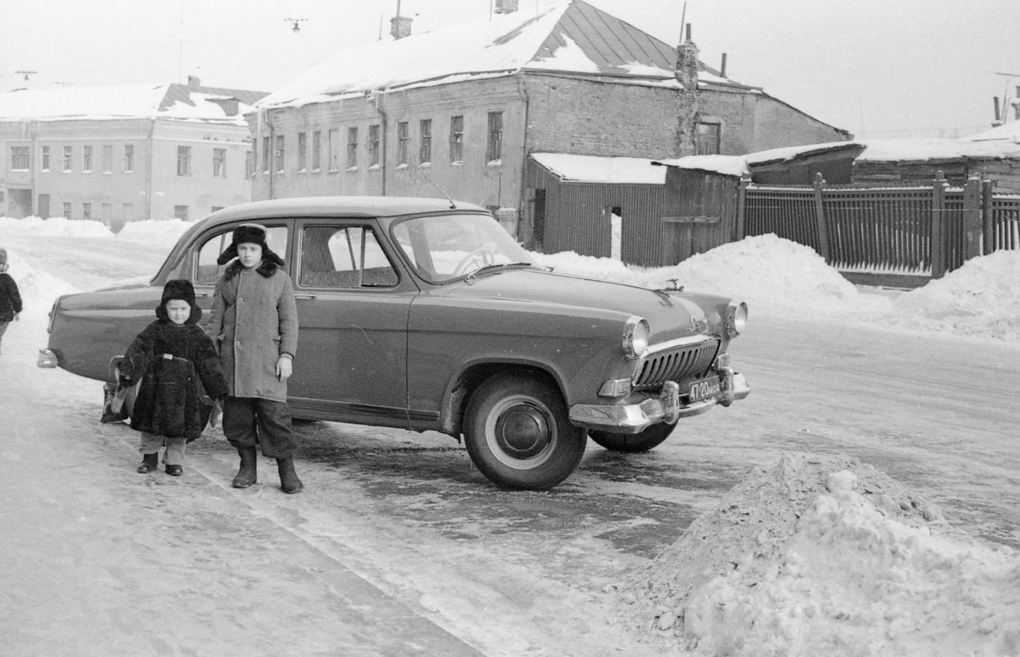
[569,369,750,434]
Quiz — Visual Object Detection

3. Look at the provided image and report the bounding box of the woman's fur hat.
[216,223,285,279]
[156,279,202,324]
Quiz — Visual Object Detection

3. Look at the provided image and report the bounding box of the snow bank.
[0,216,114,238]
[891,250,1020,342]
[619,454,1020,657]
[1,249,78,319]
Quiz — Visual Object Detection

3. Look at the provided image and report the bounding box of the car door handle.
[294,294,317,300]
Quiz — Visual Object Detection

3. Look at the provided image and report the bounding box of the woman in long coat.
[205,224,303,494]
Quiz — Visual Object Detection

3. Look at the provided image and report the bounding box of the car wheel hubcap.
[495,404,550,459]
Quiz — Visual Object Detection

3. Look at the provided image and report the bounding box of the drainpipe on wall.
[146,118,156,220]
[516,74,531,246]
[373,91,388,196]
[266,114,275,200]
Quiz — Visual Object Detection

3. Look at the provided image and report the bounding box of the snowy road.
[1,231,1017,656]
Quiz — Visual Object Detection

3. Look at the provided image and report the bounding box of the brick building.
[250,0,849,250]
[0,79,266,229]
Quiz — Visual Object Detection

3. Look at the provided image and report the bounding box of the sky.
[2,0,1019,140]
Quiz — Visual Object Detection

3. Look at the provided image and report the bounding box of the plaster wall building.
[0,80,266,229]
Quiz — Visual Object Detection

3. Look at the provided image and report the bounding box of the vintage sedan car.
[39,196,749,490]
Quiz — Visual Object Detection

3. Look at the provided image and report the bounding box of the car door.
[288,219,417,428]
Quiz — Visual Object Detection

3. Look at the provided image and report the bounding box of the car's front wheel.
[588,423,674,453]
[463,372,587,490]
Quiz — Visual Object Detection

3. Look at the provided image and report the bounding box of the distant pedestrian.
[206,224,304,494]
[0,247,23,357]
[119,279,229,476]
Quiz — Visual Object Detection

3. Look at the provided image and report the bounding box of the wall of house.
[150,121,253,222]
[696,90,758,155]
[249,77,527,214]
[523,74,683,158]
[853,159,1020,193]
[1,117,252,227]
[750,94,850,152]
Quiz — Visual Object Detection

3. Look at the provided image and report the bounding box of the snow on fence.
[740,173,1018,283]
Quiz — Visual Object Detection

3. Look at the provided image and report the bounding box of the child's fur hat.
[216,223,285,279]
[157,279,201,324]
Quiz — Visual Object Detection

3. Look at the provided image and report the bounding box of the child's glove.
[209,399,223,429]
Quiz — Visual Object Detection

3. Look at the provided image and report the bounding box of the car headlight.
[724,300,748,338]
[622,316,650,359]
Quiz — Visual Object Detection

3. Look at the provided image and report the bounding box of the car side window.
[299,225,398,288]
[195,225,289,285]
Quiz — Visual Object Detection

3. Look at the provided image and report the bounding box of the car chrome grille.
[632,339,720,389]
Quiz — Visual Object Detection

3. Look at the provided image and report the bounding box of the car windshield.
[391,213,535,283]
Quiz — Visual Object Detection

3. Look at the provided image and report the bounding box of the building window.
[419,119,432,164]
[177,146,191,176]
[123,145,134,172]
[312,130,322,171]
[245,151,253,179]
[486,112,503,163]
[10,146,29,171]
[63,146,72,172]
[82,145,93,172]
[328,128,340,172]
[83,202,92,221]
[62,202,71,218]
[275,135,285,173]
[297,132,307,172]
[122,203,133,222]
[262,136,270,173]
[397,122,409,166]
[174,205,189,221]
[696,122,721,155]
[211,206,224,213]
[368,124,380,167]
[213,148,226,178]
[449,115,464,164]
[40,146,50,172]
[347,127,358,169]
[102,145,113,173]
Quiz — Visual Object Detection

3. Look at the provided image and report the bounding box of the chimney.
[495,0,519,13]
[674,23,700,156]
[390,15,412,39]
[994,96,1001,123]
[720,53,727,78]
[187,75,201,90]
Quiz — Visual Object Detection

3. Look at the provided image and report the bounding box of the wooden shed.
[526,153,667,267]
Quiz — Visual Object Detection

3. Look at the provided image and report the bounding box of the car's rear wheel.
[463,372,587,490]
[588,423,674,453]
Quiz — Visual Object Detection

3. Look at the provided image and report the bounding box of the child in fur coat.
[119,279,229,476]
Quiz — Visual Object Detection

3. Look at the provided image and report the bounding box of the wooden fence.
[739,173,1019,283]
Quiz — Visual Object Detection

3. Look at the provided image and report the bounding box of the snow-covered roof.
[742,136,1020,168]
[652,155,750,178]
[965,120,1020,143]
[0,83,266,125]
[531,153,666,184]
[256,0,752,110]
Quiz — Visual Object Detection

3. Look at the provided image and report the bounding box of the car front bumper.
[568,369,750,434]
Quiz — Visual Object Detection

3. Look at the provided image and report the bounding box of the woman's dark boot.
[231,446,258,488]
[137,452,158,474]
[277,457,304,494]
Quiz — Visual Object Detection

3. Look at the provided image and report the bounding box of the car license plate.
[688,376,721,402]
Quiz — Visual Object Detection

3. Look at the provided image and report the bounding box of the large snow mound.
[618,454,1020,657]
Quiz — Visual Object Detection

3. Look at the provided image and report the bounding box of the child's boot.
[137,453,158,474]
[277,457,304,494]
[232,446,258,488]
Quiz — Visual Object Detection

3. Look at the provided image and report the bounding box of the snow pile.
[890,250,1020,342]
[0,216,114,238]
[619,454,1020,657]
[536,234,893,320]
[1,249,78,318]
[115,218,193,244]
